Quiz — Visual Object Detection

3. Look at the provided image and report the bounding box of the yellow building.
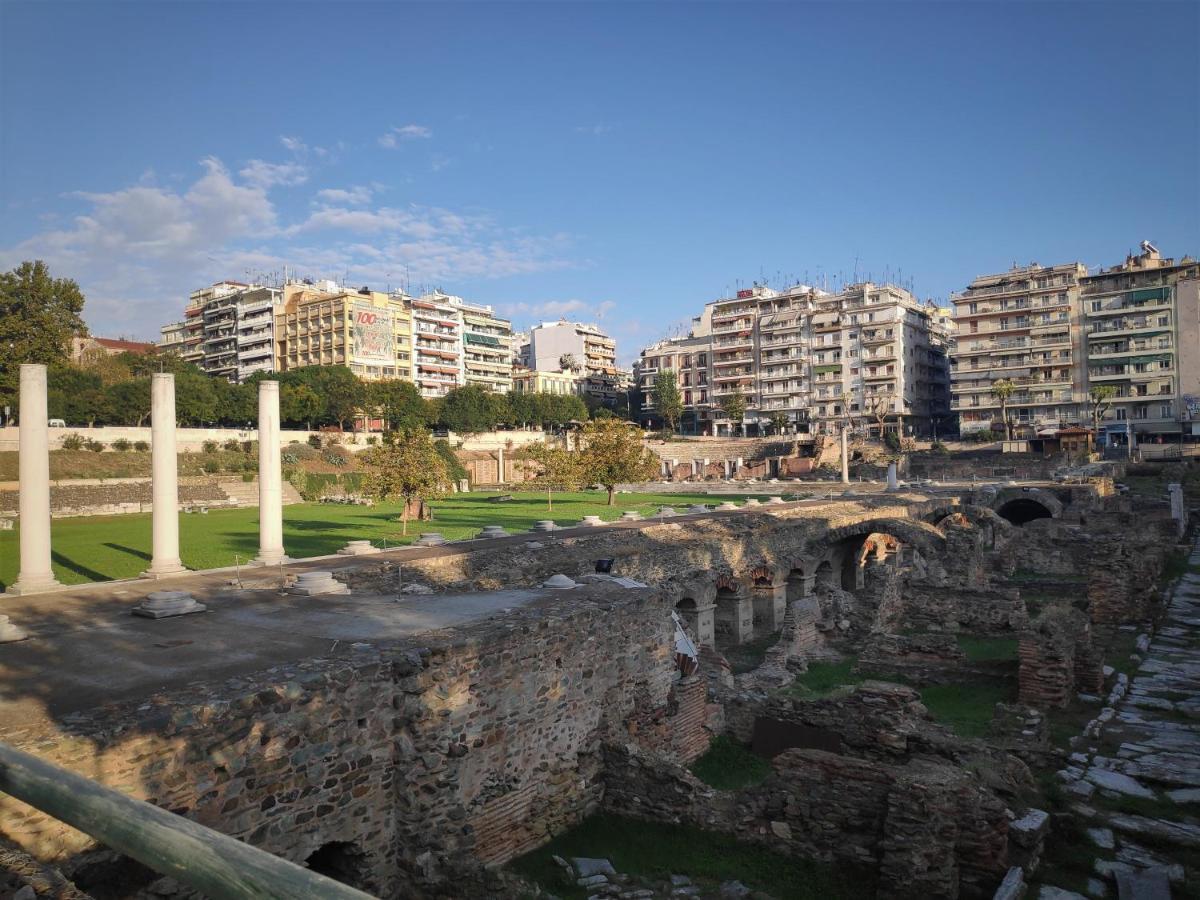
[275,285,413,381]
[511,366,583,396]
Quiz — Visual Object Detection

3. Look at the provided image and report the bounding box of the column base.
[249,552,292,568]
[6,572,65,596]
[140,560,190,579]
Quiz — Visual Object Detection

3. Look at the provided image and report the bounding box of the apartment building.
[950,262,1088,434]
[437,294,513,393]
[511,367,583,396]
[274,284,413,383]
[1080,243,1200,443]
[525,320,621,401]
[636,281,951,437]
[408,293,464,399]
[175,281,286,382]
[158,321,186,356]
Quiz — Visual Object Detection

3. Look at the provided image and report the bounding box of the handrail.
[0,742,377,900]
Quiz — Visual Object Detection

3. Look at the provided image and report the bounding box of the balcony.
[713,354,753,367]
[1088,319,1170,338]
[1086,287,1172,316]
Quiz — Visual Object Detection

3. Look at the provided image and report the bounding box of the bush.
[133,440,149,452]
[930,441,949,455]
[323,450,348,467]
[85,439,105,453]
[282,452,300,465]
[241,459,258,473]
[307,434,322,449]
[366,436,378,445]
[222,439,240,452]
[60,432,86,451]
[112,438,132,452]
[434,439,468,483]
[202,440,219,453]
[201,460,220,474]
[341,472,365,494]
[241,471,255,483]
[302,472,338,500]
[883,431,901,452]
[241,440,255,454]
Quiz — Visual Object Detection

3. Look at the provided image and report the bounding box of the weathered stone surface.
[1083,769,1154,799]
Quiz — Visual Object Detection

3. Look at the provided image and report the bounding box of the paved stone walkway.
[1046,536,1200,899]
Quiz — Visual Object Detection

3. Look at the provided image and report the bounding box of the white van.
[48,419,66,428]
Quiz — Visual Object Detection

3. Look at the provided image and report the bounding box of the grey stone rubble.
[549,856,775,900]
[1041,534,1200,897]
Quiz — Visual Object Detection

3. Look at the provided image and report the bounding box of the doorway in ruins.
[304,842,373,892]
[996,498,1054,526]
[786,566,807,602]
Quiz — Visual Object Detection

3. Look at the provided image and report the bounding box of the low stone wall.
[1017,607,1104,708]
[0,479,233,518]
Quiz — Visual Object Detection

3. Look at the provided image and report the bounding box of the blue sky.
[2,1,1197,364]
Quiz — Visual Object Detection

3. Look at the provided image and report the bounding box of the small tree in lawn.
[578,418,660,505]
[719,388,747,436]
[520,441,584,511]
[651,370,683,434]
[1087,385,1117,431]
[992,379,1016,440]
[362,428,449,535]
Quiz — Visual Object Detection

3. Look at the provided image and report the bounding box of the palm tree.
[992,379,1016,440]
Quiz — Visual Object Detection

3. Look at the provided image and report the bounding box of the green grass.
[689,736,772,790]
[0,490,750,590]
[957,635,1019,663]
[918,683,1013,739]
[783,659,864,699]
[507,813,873,900]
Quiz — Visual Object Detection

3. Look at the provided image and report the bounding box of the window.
[1160,403,1173,419]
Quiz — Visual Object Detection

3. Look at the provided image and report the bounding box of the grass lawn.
[0,490,748,590]
[689,736,772,790]
[784,659,863,698]
[507,813,873,900]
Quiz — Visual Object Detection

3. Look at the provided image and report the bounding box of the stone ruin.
[0,469,1180,900]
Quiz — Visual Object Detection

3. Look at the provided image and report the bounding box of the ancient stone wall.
[0,480,233,517]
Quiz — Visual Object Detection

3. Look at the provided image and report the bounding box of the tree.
[439,384,499,434]
[992,379,1016,440]
[559,353,581,374]
[280,383,322,429]
[866,392,894,440]
[106,379,151,426]
[768,411,790,435]
[0,260,87,407]
[718,388,747,436]
[651,371,683,434]
[1087,385,1117,431]
[577,418,660,505]
[174,371,218,425]
[520,440,585,511]
[361,428,450,535]
[369,379,430,431]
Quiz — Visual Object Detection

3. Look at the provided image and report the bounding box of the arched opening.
[996,498,1053,526]
[675,597,699,639]
[786,566,807,601]
[305,842,371,891]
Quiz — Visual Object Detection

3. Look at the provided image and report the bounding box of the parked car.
[48,419,66,428]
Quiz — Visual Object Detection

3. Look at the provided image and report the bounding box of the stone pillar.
[8,365,62,595]
[253,381,289,566]
[723,459,731,479]
[753,584,788,633]
[496,446,505,484]
[841,428,849,484]
[1168,483,1185,536]
[886,461,898,490]
[142,374,187,578]
[715,593,754,645]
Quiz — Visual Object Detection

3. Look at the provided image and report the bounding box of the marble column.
[886,461,899,490]
[841,427,849,484]
[496,446,505,484]
[9,365,62,594]
[142,374,188,578]
[253,381,289,566]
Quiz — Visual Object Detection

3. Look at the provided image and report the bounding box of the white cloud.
[280,135,307,154]
[574,124,611,136]
[315,185,373,206]
[239,159,309,188]
[1,157,573,340]
[378,124,433,148]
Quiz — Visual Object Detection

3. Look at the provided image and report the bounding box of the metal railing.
[0,742,376,900]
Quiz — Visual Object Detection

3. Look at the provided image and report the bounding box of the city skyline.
[2,1,1197,366]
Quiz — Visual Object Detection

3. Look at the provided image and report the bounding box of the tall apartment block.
[637,282,951,437]
[950,262,1087,434]
[171,281,285,382]
[1081,243,1200,441]
[524,320,621,401]
[424,292,513,394]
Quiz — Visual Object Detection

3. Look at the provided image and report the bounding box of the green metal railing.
[0,742,377,900]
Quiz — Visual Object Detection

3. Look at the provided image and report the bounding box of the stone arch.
[988,487,1064,525]
[714,572,753,646]
[666,578,716,647]
[814,559,835,588]
[819,517,948,556]
[785,563,810,602]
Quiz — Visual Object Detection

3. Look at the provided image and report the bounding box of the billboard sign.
[350,304,394,364]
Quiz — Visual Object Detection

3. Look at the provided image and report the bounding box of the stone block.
[131,590,207,618]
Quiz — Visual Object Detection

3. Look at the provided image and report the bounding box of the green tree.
[520,440,585,511]
[992,379,1016,440]
[439,384,498,434]
[577,418,660,505]
[106,379,151,426]
[718,388,748,436]
[1087,384,1117,431]
[174,371,218,425]
[0,261,87,407]
[768,411,790,435]
[280,383,322,429]
[651,370,684,434]
[362,428,450,535]
[369,379,430,431]
[47,363,109,426]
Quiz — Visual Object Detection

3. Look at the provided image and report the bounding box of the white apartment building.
[525,320,620,401]
[636,281,951,437]
[177,281,285,382]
